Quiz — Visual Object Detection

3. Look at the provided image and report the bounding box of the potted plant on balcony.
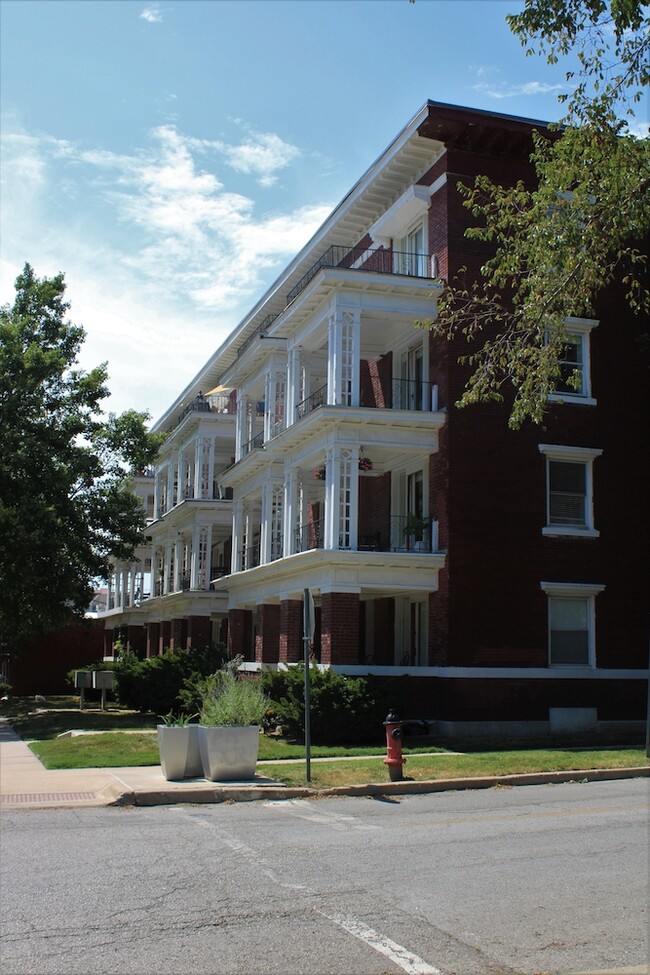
[402,513,429,550]
[197,662,270,782]
[157,711,202,781]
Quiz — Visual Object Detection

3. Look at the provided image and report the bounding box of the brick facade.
[255,604,281,663]
[146,622,161,658]
[187,615,212,650]
[228,608,253,660]
[103,104,647,738]
[279,599,303,662]
[321,593,360,665]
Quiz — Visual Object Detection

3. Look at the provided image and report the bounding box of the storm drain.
[1,792,97,804]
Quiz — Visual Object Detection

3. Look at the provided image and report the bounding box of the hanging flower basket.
[359,457,373,471]
[313,466,326,480]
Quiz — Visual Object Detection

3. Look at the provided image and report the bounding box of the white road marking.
[262,797,380,830]
[318,910,442,975]
[174,808,443,974]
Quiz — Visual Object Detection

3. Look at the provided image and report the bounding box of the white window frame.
[548,317,598,406]
[538,444,602,538]
[394,217,428,277]
[540,581,605,668]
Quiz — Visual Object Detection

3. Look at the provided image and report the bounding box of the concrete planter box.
[157,724,203,781]
[198,725,260,781]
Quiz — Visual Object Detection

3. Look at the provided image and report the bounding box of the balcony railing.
[287,244,432,304]
[176,392,213,426]
[240,543,261,570]
[387,379,438,412]
[236,314,279,360]
[295,518,325,553]
[296,384,327,420]
[293,379,437,422]
[293,516,437,553]
[241,430,265,457]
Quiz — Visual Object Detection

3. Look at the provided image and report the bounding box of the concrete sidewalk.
[1,721,648,811]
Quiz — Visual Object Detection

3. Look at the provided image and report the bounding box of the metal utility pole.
[303,589,315,782]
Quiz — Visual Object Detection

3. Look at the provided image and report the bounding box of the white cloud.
[470,65,564,100]
[0,119,332,419]
[139,6,163,23]
[474,79,565,100]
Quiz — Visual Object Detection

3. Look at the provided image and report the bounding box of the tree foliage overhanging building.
[0,264,164,651]
[423,0,649,428]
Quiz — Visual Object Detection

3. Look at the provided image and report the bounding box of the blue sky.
[0,0,602,422]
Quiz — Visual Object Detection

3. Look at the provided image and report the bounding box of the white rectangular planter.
[157,724,203,781]
[198,725,260,781]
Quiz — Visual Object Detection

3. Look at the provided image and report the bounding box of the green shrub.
[113,644,227,714]
[259,666,408,745]
[199,672,270,727]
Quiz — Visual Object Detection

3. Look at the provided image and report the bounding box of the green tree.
[0,264,164,650]
[423,0,649,428]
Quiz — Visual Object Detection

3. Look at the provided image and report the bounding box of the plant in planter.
[197,668,270,782]
[157,711,202,781]
[402,513,429,550]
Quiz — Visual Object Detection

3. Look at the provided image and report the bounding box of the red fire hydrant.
[383,710,405,782]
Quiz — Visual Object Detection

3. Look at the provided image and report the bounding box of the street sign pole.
[303,588,315,782]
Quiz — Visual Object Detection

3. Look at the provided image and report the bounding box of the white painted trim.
[241,661,647,680]
[538,444,603,461]
[541,581,605,669]
[539,444,602,534]
[540,581,605,597]
[542,526,600,538]
[369,184,431,243]
[548,393,597,407]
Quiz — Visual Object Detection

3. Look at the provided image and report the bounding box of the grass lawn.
[1,696,159,741]
[265,748,649,789]
[27,728,447,769]
[6,698,648,786]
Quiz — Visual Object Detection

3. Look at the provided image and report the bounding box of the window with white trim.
[394,220,427,277]
[540,582,605,667]
[548,317,598,405]
[538,444,602,537]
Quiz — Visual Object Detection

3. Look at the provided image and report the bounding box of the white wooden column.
[163,540,172,594]
[199,525,212,589]
[165,463,174,514]
[324,446,358,549]
[232,500,244,573]
[286,347,300,427]
[173,534,183,591]
[236,393,248,461]
[196,436,215,500]
[153,471,161,520]
[178,449,187,501]
[327,307,360,407]
[283,466,299,555]
[260,481,272,565]
[323,446,339,549]
[129,563,137,606]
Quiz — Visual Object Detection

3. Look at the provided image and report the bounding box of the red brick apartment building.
[100,102,649,741]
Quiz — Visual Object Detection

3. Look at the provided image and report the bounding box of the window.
[538,444,602,537]
[399,344,425,410]
[557,333,584,394]
[540,582,605,667]
[548,317,598,405]
[395,221,427,277]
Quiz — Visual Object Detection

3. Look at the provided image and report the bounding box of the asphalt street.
[1,778,648,975]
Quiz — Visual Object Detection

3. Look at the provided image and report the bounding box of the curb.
[110,765,650,807]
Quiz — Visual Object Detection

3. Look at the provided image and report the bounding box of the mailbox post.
[93,671,114,711]
[74,671,93,710]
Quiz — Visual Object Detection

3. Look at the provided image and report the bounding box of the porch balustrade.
[292,515,437,553]
[241,430,265,456]
[286,244,432,304]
